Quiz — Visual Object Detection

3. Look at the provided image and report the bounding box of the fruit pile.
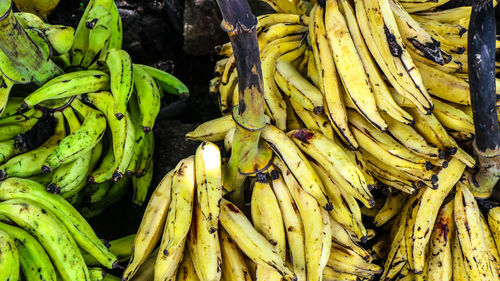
[0,0,188,216]
[122,0,500,281]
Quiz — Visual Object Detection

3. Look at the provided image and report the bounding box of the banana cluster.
[0,0,189,214]
[0,177,125,281]
[123,140,381,281]
[368,174,500,281]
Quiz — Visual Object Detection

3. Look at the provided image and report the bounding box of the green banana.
[131,157,153,206]
[137,64,189,97]
[88,137,115,184]
[14,12,44,28]
[0,222,57,281]
[71,0,113,66]
[84,92,135,182]
[135,131,154,177]
[0,110,41,142]
[98,2,122,58]
[0,177,118,269]
[0,198,89,281]
[81,4,112,68]
[0,74,14,117]
[105,48,133,119]
[20,70,110,109]
[42,99,106,172]
[133,64,161,133]
[80,175,130,218]
[84,234,136,265]
[0,139,24,164]
[0,229,20,281]
[125,95,145,175]
[0,111,65,179]
[42,25,75,55]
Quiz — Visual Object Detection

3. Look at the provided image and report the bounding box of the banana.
[414,60,470,105]
[80,175,130,218]
[133,64,161,133]
[194,141,222,233]
[454,182,496,281]
[259,0,306,14]
[105,48,133,119]
[187,193,222,281]
[327,242,381,278]
[43,100,106,172]
[488,207,500,255]
[258,24,307,48]
[427,199,453,281]
[310,4,357,149]
[99,2,122,57]
[276,157,332,281]
[138,64,189,97]
[381,111,441,160]
[417,6,471,24]
[0,113,41,142]
[452,229,469,281]
[123,170,174,281]
[256,13,309,33]
[268,167,307,281]
[389,0,444,64]
[41,25,75,55]
[400,0,450,13]
[251,177,286,281]
[480,214,500,280]
[0,177,117,267]
[324,0,387,131]
[220,229,252,281]
[84,234,136,265]
[261,125,330,210]
[219,198,295,281]
[46,106,95,194]
[322,266,358,281]
[175,250,200,281]
[374,191,409,227]
[156,156,195,281]
[432,98,474,134]
[411,158,465,273]
[0,198,89,281]
[88,136,115,184]
[186,115,236,142]
[0,222,57,281]
[274,59,323,113]
[20,71,109,109]
[0,111,65,179]
[131,156,153,206]
[312,162,366,239]
[84,92,135,181]
[338,0,413,125]
[407,108,475,168]
[289,98,333,139]
[359,0,433,114]
[154,239,184,281]
[261,39,304,130]
[381,211,408,281]
[288,128,374,208]
[0,229,20,281]
[134,128,154,177]
[81,4,112,68]
[284,97,303,130]
[0,75,14,117]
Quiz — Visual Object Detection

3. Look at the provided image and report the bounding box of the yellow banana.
[427,199,454,281]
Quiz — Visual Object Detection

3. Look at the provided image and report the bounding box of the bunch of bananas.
[0,0,189,214]
[187,0,500,280]
[0,177,128,281]
[123,141,381,281]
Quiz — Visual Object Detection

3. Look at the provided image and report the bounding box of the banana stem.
[215,0,266,208]
[0,0,63,85]
[468,0,500,199]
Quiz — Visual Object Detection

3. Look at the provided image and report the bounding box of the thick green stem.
[0,0,62,85]
[215,0,266,207]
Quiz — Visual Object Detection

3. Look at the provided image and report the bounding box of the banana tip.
[112,261,123,270]
[115,113,124,120]
[324,202,333,211]
[46,183,61,194]
[41,165,51,174]
[87,176,95,184]
[360,236,368,244]
[113,171,123,181]
[142,126,151,133]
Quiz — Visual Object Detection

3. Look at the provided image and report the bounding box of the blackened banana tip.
[360,236,368,244]
[208,226,217,234]
[425,161,432,171]
[112,261,123,270]
[313,106,323,115]
[324,202,333,211]
[41,165,51,174]
[113,171,123,181]
[442,160,449,168]
[87,176,95,184]
[367,184,375,191]
[142,126,151,133]
[115,113,124,120]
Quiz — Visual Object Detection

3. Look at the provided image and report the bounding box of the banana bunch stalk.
[123,140,381,281]
[0,177,126,281]
[0,0,189,216]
